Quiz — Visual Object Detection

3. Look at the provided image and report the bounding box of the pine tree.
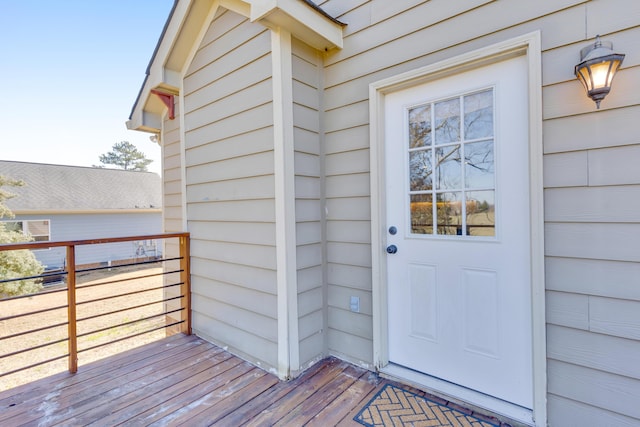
[98,141,153,171]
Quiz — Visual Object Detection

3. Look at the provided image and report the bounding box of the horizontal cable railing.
[0,233,190,391]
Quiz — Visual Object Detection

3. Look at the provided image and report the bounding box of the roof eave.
[127,0,344,134]
[128,0,205,133]
[249,0,344,51]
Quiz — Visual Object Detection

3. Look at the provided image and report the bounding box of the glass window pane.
[411,194,433,234]
[436,192,462,235]
[465,140,494,189]
[435,145,461,190]
[27,220,49,237]
[466,190,495,237]
[434,98,460,144]
[3,221,23,233]
[409,104,431,148]
[410,149,433,191]
[464,90,493,140]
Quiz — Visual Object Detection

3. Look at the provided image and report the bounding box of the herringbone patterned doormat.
[354,384,498,427]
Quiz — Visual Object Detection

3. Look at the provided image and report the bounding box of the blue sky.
[1,1,175,174]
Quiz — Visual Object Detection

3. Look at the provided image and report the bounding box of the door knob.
[386,245,398,254]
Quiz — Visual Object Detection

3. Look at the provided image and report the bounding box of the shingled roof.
[0,161,161,212]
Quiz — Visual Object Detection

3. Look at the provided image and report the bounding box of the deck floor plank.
[303,368,380,427]
[147,365,267,426]
[242,358,351,427]
[7,340,216,426]
[178,370,280,426]
[273,364,367,426]
[0,333,199,420]
[209,357,333,427]
[286,366,375,427]
[127,359,255,426]
[107,356,242,426]
[74,349,233,426]
[1,334,509,427]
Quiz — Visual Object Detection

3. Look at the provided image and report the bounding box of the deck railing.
[0,233,190,389]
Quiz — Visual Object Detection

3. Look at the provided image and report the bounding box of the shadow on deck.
[0,334,508,426]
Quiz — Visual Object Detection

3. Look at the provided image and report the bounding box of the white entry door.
[385,56,533,409]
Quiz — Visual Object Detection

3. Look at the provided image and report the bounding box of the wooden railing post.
[179,235,191,335]
[66,245,78,373]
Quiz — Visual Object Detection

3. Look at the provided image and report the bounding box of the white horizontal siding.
[545,223,640,262]
[548,359,640,420]
[547,324,640,419]
[544,45,640,414]
[316,0,640,422]
[192,275,277,319]
[190,258,276,295]
[185,102,273,149]
[192,310,278,369]
[545,291,589,330]
[151,0,640,421]
[182,8,277,370]
[547,395,640,427]
[546,257,640,301]
[188,220,275,246]
[297,265,322,293]
[545,186,640,222]
[544,104,640,154]
[292,37,325,368]
[163,101,183,237]
[542,152,588,188]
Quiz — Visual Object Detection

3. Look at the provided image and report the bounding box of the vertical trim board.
[272,27,300,379]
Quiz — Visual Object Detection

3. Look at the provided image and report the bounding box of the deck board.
[0,334,506,426]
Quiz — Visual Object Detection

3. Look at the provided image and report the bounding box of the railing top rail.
[0,232,190,252]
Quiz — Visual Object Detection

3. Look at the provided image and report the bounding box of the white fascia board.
[126,100,165,133]
[249,0,343,50]
[128,0,196,133]
[219,0,251,19]
[128,0,343,133]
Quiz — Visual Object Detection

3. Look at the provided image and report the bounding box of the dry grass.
[0,266,179,392]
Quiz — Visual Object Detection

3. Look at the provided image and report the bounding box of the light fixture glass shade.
[574,36,625,109]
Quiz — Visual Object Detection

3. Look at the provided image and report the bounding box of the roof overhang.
[127,0,344,134]
[249,0,343,50]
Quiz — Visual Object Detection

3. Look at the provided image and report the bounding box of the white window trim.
[2,219,51,242]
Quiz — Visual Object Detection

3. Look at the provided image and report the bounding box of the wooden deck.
[0,334,506,426]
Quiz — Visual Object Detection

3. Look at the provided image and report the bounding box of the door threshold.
[380,363,534,426]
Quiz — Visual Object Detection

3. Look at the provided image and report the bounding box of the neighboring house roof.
[0,161,161,213]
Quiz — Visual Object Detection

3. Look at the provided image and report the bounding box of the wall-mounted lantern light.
[574,35,625,109]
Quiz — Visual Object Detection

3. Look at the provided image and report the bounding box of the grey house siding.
[182,9,279,369]
[317,0,640,424]
[15,213,162,269]
[292,37,325,369]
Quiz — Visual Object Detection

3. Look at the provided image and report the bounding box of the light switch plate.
[350,296,360,313]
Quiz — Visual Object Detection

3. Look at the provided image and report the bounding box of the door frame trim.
[369,31,546,426]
